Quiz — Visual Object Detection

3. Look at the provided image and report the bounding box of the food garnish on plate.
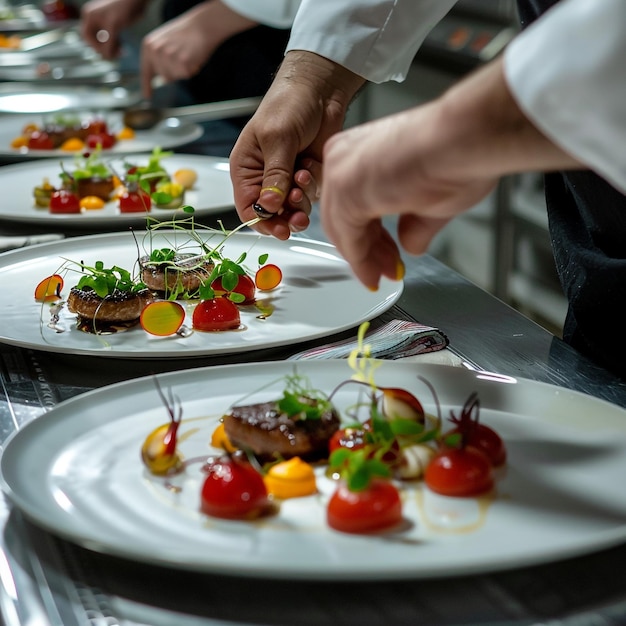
[31,147,196,214]
[138,322,508,533]
[34,211,284,337]
[12,112,131,152]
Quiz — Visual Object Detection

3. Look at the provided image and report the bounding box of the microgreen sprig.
[72,260,147,297]
[328,447,391,492]
[276,372,333,421]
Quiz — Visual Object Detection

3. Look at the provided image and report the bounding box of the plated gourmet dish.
[12,112,134,153]
[140,325,507,535]
[35,214,283,337]
[32,147,197,214]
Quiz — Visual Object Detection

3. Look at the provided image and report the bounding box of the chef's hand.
[80,0,148,60]
[229,50,365,240]
[140,1,257,99]
[320,57,582,290]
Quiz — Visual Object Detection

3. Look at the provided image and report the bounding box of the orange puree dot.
[264,457,317,499]
[117,126,135,140]
[60,137,85,151]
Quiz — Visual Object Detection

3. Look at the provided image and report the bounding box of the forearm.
[276,50,366,117]
[424,57,583,184]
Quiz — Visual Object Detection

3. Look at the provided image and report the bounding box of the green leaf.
[258,253,269,265]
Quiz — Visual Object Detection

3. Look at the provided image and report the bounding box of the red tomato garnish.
[34,274,64,302]
[49,189,80,213]
[200,455,269,520]
[140,301,186,336]
[192,297,241,331]
[212,274,255,304]
[86,132,116,150]
[327,478,402,534]
[447,391,506,467]
[424,446,494,497]
[380,387,425,421]
[85,119,108,135]
[27,131,54,151]
[328,427,367,455]
[119,188,151,213]
[448,423,507,467]
[255,264,282,291]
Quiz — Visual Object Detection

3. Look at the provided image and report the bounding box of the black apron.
[517,0,626,380]
[161,0,289,108]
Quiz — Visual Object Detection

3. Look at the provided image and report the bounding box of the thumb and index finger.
[232,129,308,240]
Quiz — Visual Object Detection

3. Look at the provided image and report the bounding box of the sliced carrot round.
[140,301,186,336]
[255,264,282,291]
[34,274,64,302]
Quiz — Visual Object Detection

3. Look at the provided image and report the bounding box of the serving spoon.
[122,96,262,131]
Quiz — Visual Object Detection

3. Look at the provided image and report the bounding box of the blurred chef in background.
[80,0,301,105]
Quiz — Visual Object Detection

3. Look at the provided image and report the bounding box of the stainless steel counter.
[1,242,626,625]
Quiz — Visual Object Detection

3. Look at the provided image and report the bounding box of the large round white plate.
[0,111,202,156]
[0,231,402,358]
[2,360,626,580]
[0,154,232,227]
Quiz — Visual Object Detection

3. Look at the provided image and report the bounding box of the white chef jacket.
[222,0,302,29]
[286,0,626,193]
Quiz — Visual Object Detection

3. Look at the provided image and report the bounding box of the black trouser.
[162,0,290,105]
[517,0,626,380]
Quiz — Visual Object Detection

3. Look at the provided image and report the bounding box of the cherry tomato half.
[192,297,241,331]
[200,456,269,520]
[49,189,80,214]
[448,423,507,467]
[27,131,54,151]
[327,478,402,534]
[86,132,116,150]
[119,189,151,213]
[212,274,255,304]
[424,446,494,497]
[328,427,367,455]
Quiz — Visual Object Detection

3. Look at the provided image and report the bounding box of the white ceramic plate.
[0,231,402,358]
[2,360,626,580]
[0,154,232,227]
[0,111,202,156]
[0,84,139,115]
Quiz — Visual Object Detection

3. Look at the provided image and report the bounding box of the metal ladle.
[122,96,262,131]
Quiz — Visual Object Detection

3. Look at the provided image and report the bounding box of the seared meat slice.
[67,286,154,324]
[139,254,214,297]
[223,399,340,462]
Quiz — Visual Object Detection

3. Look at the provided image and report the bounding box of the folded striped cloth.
[287,319,449,361]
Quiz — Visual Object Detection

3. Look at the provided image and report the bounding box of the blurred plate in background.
[0,82,140,113]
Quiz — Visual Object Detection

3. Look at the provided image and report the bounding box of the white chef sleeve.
[504,0,626,194]
[286,0,457,83]
[221,0,301,29]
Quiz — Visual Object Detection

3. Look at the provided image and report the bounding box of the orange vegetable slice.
[140,301,186,336]
[255,264,282,291]
[117,126,135,140]
[34,274,64,302]
[35,274,63,302]
[59,137,85,152]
